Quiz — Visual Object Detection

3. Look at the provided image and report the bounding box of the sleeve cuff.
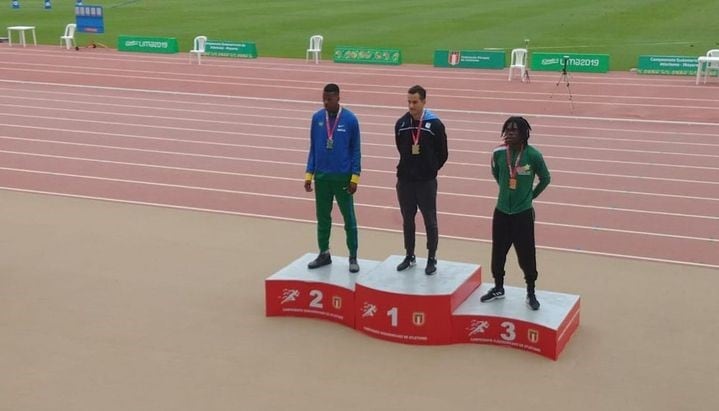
[351,174,360,184]
[305,172,314,181]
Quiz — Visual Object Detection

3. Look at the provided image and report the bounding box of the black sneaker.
[307,252,331,269]
[425,258,437,275]
[396,255,416,271]
[480,286,505,302]
[526,293,540,310]
[349,257,360,273]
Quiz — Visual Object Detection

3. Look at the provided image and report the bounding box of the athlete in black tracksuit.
[394,85,448,275]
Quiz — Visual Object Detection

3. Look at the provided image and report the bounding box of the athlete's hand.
[304,180,313,192]
[347,182,357,195]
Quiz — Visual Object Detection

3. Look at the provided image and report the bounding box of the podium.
[266,254,580,359]
[354,255,481,344]
[452,284,580,360]
[265,253,380,328]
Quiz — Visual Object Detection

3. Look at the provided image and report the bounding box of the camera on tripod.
[551,55,574,112]
[561,55,570,73]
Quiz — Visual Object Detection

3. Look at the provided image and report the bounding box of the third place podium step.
[452,284,581,359]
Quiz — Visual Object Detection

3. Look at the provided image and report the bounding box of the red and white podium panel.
[354,256,481,345]
[265,253,380,328]
[452,284,580,360]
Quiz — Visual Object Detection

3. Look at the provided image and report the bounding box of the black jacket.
[394,110,448,181]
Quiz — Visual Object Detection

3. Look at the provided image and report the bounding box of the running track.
[0,46,717,268]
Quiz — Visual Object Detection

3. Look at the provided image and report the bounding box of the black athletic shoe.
[425,258,437,275]
[307,252,331,269]
[480,286,505,302]
[349,257,360,273]
[396,255,416,271]
[526,293,540,311]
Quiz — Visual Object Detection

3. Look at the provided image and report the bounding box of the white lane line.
[2,62,719,104]
[1,186,717,270]
[3,148,716,220]
[0,50,708,94]
[0,57,714,90]
[1,95,718,148]
[2,122,718,171]
[0,166,716,243]
[3,134,719,188]
[1,79,718,127]
[2,111,718,161]
[6,66,719,112]
[2,87,718,136]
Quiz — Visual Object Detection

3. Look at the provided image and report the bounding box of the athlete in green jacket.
[481,116,550,310]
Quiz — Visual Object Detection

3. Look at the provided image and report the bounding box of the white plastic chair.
[508,48,528,82]
[306,35,323,64]
[702,49,719,83]
[189,35,207,64]
[60,23,76,50]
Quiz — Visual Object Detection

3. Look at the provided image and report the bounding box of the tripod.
[551,55,574,112]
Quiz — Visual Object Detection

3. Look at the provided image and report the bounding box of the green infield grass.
[2,0,718,70]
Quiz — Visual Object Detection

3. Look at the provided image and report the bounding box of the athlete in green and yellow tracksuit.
[304,84,361,272]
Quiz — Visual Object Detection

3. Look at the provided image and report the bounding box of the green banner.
[636,55,699,75]
[205,40,258,58]
[433,50,505,69]
[117,35,179,54]
[333,46,401,65]
[530,53,609,72]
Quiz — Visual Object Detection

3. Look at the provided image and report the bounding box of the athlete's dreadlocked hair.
[501,116,532,143]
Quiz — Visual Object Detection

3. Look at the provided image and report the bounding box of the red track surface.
[1,46,717,268]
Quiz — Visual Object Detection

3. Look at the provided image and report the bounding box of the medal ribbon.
[325,107,342,145]
[505,145,523,179]
[411,110,425,146]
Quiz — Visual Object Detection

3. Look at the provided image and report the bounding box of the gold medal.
[326,139,333,149]
[505,145,523,191]
[410,111,424,156]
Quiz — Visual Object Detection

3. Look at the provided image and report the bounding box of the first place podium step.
[265,253,580,359]
[354,255,481,345]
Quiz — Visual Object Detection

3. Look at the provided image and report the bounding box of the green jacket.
[491,144,551,214]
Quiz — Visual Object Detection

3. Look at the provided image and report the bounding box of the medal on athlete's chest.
[325,107,342,151]
[506,145,523,190]
[411,111,424,156]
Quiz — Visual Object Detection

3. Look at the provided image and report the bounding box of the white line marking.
[1,186,716,270]
[2,86,719,139]
[0,166,715,242]
[1,95,719,149]
[1,79,718,126]
[3,135,719,194]
[3,148,716,220]
[3,121,718,171]
[2,108,719,162]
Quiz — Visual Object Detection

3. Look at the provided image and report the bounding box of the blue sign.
[76,5,104,33]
